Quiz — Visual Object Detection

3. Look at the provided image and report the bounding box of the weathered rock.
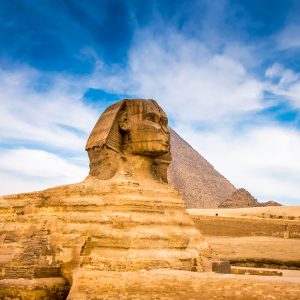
[0,99,212,299]
[219,188,282,208]
[218,188,260,208]
[259,200,282,207]
[212,261,231,274]
[168,129,236,208]
[86,99,171,182]
[66,269,300,299]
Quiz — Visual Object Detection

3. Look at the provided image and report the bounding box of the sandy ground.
[207,236,300,261]
[188,205,300,219]
[231,267,300,283]
[188,206,300,265]
[66,269,300,299]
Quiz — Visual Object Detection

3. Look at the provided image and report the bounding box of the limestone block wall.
[191,215,300,238]
[0,278,69,300]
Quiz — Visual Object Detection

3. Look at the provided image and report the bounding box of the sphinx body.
[0,99,212,299]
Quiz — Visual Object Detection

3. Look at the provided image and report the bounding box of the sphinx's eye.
[145,113,155,122]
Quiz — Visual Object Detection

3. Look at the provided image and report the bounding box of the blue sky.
[1,0,300,205]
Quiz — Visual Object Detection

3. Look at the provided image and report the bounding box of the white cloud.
[0,67,99,151]
[90,32,265,124]
[174,124,300,205]
[277,24,300,50]
[266,63,300,108]
[0,148,87,178]
[133,34,264,122]
[0,148,88,195]
[0,66,95,195]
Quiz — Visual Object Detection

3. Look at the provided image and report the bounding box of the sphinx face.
[121,101,170,156]
[86,99,171,180]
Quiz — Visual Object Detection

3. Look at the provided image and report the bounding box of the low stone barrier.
[191,215,300,238]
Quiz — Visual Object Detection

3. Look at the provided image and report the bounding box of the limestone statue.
[86,99,171,182]
[0,99,212,299]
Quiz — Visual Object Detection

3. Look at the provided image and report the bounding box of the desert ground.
[188,205,300,219]
[188,206,300,270]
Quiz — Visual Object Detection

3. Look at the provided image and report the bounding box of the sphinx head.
[86,99,171,181]
[119,100,169,155]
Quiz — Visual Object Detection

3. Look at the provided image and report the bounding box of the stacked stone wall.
[191,215,300,238]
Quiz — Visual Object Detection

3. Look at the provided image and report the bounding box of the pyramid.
[219,188,282,208]
[218,188,259,208]
[260,200,281,207]
[168,129,236,208]
[0,99,212,299]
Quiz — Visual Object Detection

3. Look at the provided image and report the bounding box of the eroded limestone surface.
[0,99,212,299]
[67,269,300,300]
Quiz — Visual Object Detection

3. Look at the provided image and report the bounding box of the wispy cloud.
[0,66,93,194]
[0,148,88,195]
[277,24,300,50]
[266,63,300,108]
[90,31,265,125]
[0,66,98,151]
[0,148,87,179]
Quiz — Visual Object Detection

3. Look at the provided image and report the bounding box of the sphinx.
[86,99,171,182]
[0,99,212,299]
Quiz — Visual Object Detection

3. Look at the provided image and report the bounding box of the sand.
[207,236,300,262]
[188,205,300,219]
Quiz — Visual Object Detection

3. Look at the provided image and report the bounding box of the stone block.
[212,261,231,274]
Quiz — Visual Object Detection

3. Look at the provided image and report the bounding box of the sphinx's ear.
[119,110,130,132]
